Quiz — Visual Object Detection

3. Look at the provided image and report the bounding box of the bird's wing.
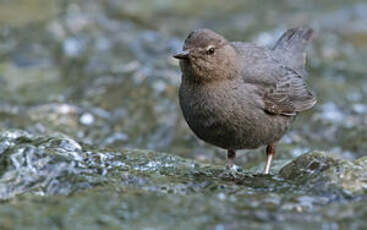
[260,64,317,116]
[232,42,316,116]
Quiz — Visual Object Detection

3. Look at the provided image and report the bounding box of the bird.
[173,27,316,174]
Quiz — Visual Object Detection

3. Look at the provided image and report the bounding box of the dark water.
[0,0,366,229]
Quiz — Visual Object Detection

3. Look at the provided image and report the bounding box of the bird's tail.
[272,27,314,75]
[273,26,314,52]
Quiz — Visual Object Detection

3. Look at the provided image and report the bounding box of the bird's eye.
[206,47,215,55]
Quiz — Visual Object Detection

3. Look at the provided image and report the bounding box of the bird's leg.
[227,149,236,169]
[263,143,275,174]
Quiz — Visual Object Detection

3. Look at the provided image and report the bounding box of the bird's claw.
[225,164,243,178]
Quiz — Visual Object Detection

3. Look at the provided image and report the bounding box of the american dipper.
[173,27,316,174]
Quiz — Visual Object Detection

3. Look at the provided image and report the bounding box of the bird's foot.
[224,164,243,178]
[226,163,240,171]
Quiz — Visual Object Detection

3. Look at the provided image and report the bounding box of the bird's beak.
[173,50,190,60]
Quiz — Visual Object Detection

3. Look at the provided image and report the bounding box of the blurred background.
[0,0,367,229]
[1,0,366,168]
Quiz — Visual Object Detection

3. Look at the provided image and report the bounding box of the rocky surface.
[0,130,366,229]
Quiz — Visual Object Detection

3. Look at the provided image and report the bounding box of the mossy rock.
[279,151,367,195]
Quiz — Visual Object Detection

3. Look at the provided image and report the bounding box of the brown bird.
[173,27,316,174]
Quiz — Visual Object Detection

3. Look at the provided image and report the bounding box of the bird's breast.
[179,80,293,149]
[179,81,252,147]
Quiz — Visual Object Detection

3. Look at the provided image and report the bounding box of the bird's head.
[173,29,239,83]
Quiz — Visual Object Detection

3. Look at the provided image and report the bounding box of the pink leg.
[227,149,236,168]
[263,143,275,174]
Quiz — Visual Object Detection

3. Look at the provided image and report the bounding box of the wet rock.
[0,129,366,229]
[280,152,367,195]
[1,129,366,202]
[0,129,239,199]
[0,130,96,199]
